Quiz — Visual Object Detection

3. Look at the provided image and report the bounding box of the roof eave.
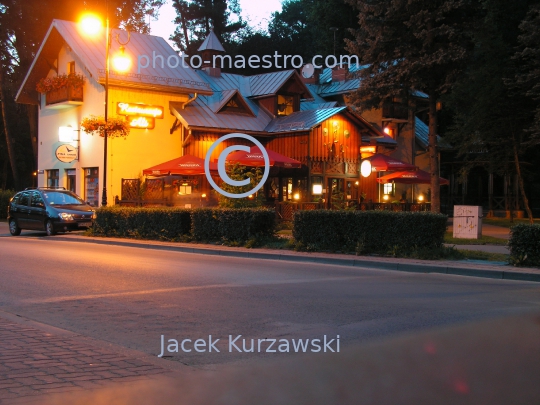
[106,79,213,96]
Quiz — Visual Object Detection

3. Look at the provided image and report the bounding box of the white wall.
[37,44,190,205]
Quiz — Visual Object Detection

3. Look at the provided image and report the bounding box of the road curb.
[40,235,540,283]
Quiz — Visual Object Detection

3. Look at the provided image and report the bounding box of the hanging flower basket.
[36,73,85,94]
[81,116,130,139]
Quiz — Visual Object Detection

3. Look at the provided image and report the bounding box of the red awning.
[142,154,217,176]
[226,146,302,168]
[377,169,449,185]
[364,153,417,172]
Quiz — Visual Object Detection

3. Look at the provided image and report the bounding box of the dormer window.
[277,95,294,116]
[216,91,254,116]
[226,99,239,108]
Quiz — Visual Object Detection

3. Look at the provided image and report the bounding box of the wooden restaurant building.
[16,21,437,213]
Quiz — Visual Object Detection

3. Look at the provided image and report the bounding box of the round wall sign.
[55,144,78,163]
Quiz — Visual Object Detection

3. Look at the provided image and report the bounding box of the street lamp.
[80,7,131,206]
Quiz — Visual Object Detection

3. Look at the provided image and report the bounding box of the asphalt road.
[1,234,539,368]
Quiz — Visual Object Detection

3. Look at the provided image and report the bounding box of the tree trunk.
[512,137,534,224]
[26,104,38,161]
[0,67,20,190]
[428,94,440,213]
[1,158,7,189]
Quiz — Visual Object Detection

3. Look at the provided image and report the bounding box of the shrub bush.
[0,189,15,220]
[508,224,540,266]
[293,210,447,253]
[191,208,221,241]
[93,206,276,243]
[93,207,191,239]
[191,208,275,242]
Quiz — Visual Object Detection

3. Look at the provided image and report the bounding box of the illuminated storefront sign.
[55,144,78,163]
[127,116,155,129]
[117,102,164,118]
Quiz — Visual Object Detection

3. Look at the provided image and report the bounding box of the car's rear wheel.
[9,219,21,236]
[45,220,56,236]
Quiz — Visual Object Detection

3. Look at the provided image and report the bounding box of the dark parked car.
[7,187,95,236]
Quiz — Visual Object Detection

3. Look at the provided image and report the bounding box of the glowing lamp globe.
[112,47,131,72]
[360,160,372,177]
[80,15,102,36]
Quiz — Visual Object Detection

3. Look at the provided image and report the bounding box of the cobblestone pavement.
[0,315,176,404]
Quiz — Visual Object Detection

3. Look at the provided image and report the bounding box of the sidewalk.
[0,311,187,404]
[1,221,538,282]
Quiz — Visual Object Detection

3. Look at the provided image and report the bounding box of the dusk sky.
[150,0,284,46]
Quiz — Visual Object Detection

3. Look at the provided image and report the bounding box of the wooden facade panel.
[266,133,309,162]
[311,114,363,162]
[358,174,379,202]
[258,96,276,115]
[185,131,254,162]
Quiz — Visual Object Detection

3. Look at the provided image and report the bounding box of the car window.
[42,191,85,206]
[30,191,45,208]
[18,192,30,207]
[10,194,20,205]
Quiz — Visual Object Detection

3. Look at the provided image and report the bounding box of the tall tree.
[513,3,540,139]
[447,0,538,222]
[267,0,357,60]
[345,0,480,213]
[171,0,245,53]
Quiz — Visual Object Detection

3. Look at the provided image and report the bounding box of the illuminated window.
[277,95,294,116]
[68,61,75,74]
[383,182,394,196]
[46,169,59,188]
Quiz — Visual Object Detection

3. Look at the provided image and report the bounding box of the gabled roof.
[249,70,312,99]
[16,19,212,104]
[170,95,272,134]
[197,29,225,52]
[207,89,255,115]
[300,101,339,111]
[264,107,347,133]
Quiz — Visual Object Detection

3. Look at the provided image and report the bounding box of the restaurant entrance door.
[327,178,344,209]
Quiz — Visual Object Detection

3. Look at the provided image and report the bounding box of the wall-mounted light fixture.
[58,125,78,143]
[312,184,323,195]
[360,160,373,177]
[383,126,395,137]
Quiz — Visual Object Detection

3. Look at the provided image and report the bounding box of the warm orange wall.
[185,113,366,164]
[309,114,363,162]
[265,133,309,162]
[184,132,253,161]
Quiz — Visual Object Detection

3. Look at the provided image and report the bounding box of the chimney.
[331,67,347,82]
[300,65,321,84]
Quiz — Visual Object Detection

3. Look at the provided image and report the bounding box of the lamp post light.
[80,7,130,207]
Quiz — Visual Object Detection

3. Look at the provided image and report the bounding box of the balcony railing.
[45,85,83,107]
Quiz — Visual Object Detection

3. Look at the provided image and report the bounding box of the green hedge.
[94,207,276,243]
[191,208,221,241]
[0,189,15,220]
[508,224,540,266]
[191,208,275,242]
[293,210,447,253]
[93,207,191,239]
